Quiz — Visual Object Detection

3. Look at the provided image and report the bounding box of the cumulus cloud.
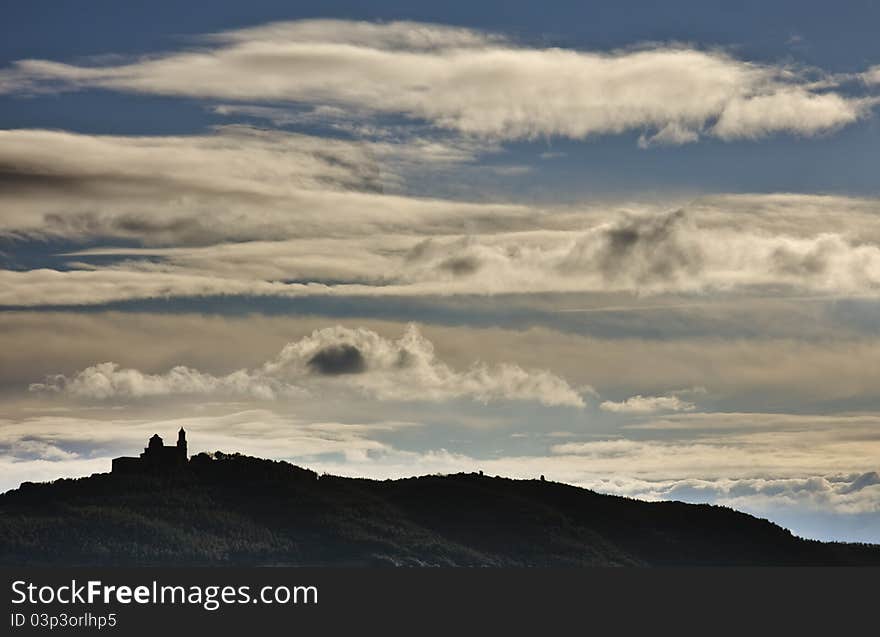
[600,394,696,414]
[15,310,880,413]
[0,19,870,144]
[307,344,367,375]
[29,362,298,401]
[30,324,585,407]
[399,209,880,296]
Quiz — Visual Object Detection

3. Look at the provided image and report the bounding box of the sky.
[2,0,880,543]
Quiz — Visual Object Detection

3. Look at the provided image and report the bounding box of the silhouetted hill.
[1,453,878,566]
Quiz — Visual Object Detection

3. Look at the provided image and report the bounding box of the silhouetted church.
[112,428,188,473]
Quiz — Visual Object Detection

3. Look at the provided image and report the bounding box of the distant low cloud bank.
[600,394,696,414]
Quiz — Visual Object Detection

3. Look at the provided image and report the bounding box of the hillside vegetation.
[1,453,878,566]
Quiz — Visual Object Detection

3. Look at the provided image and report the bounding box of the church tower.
[177,427,187,461]
[114,429,190,473]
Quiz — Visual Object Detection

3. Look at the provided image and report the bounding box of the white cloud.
[548,422,880,481]
[29,362,299,401]
[862,65,880,85]
[5,130,880,307]
[638,122,701,148]
[30,324,585,407]
[626,411,880,431]
[711,90,867,140]
[9,202,880,305]
[1,19,870,144]
[15,406,877,492]
[13,310,880,412]
[0,127,524,245]
[600,394,696,413]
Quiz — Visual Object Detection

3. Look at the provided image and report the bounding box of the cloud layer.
[7,196,880,305]
[30,324,585,407]
[0,127,523,245]
[3,16,880,547]
[1,19,872,144]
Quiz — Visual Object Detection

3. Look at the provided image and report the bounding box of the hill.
[1,452,878,566]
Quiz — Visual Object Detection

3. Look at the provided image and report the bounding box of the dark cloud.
[0,168,94,195]
[840,471,880,494]
[561,209,704,285]
[404,238,435,262]
[601,210,702,280]
[770,243,831,276]
[405,237,483,277]
[438,255,482,276]
[312,146,384,194]
[307,344,367,375]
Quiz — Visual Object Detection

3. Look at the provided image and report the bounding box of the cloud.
[576,473,880,543]
[5,132,876,249]
[30,324,585,407]
[29,362,298,401]
[12,310,880,411]
[840,471,880,494]
[11,201,880,306]
[397,209,880,296]
[307,344,367,375]
[0,19,871,144]
[3,402,880,541]
[626,411,880,431]
[547,418,880,484]
[0,409,419,492]
[600,394,696,413]
[581,472,880,532]
[0,127,525,245]
[6,125,880,307]
[863,65,880,85]
[638,122,701,148]
[711,89,867,140]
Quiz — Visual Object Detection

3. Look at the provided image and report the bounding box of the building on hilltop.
[112,428,188,474]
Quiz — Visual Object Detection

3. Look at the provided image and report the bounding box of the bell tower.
[177,427,187,461]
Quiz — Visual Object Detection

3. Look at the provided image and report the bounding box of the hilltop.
[1,452,878,566]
